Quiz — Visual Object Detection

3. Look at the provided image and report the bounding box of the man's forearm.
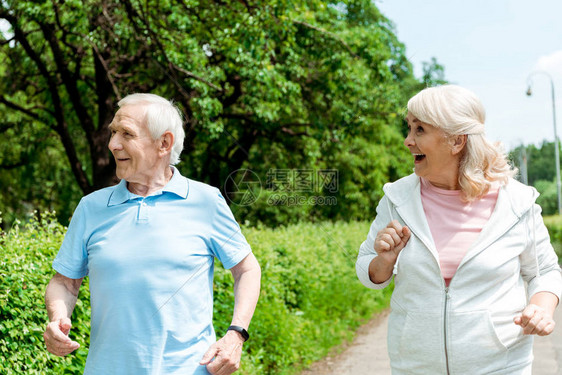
[230,254,261,329]
[45,273,82,321]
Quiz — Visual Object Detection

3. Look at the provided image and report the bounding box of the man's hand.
[514,304,556,336]
[43,317,80,356]
[200,330,245,375]
[44,272,83,356]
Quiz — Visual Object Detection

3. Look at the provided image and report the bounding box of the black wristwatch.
[227,325,249,342]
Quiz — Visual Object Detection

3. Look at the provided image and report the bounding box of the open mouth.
[413,153,426,162]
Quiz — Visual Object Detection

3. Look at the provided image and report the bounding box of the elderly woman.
[356,85,562,374]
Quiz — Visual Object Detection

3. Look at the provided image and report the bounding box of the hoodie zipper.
[443,286,451,375]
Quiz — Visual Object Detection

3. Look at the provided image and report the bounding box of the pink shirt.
[420,178,499,286]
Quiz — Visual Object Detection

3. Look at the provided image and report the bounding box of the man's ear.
[159,131,174,156]
[451,134,467,155]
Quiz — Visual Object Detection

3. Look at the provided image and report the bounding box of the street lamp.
[526,71,561,215]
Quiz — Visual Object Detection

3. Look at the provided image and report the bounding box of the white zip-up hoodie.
[356,174,562,375]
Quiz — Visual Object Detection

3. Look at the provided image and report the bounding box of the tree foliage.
[1,0,425,227]
[421,57,447,87]
[509,140,562,215]
[509,141,562,186]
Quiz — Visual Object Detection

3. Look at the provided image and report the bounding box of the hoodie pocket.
[387,311,406,358]
[388,310,444,373]
[448,310,508,374]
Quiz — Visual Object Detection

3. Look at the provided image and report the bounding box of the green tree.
[1,0,422,226]
[421,57,447,88]
[534,179,558,215]
[509,140,562,186]
[509,140,562,215]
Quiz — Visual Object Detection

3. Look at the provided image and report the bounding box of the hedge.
[0,212,391,374]
[0,212,91,374]
[542,215,562,260]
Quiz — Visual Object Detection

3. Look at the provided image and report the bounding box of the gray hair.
[118,93,185,165]
[407,85,486,136]
[407,85,516,200]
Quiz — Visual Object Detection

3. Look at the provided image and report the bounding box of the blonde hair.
[407,85,516,200]
[118,93,185,165]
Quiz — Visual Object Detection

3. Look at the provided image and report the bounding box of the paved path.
[302,307,562,375]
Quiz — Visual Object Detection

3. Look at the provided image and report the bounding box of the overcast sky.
[376,0,562,151]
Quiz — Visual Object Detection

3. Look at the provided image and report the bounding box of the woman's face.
[404,113,462,189]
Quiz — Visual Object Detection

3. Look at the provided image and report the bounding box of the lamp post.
[526,71,562,215]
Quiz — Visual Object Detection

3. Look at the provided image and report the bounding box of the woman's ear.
[451,134,467,155]
[159,131,174,156]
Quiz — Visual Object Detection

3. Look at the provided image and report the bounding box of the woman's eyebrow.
[404,116,419,124]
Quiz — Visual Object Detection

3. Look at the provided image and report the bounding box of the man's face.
[108,104,161,183]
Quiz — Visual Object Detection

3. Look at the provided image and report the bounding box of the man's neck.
[127,166,174,197]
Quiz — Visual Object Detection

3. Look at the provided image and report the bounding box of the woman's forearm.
[530,291,559,317]
[368,256,395,284]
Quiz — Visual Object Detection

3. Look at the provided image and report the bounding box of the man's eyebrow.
[108,123,137,135]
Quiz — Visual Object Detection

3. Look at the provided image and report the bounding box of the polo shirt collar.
[163,166,189,198]
[107,166,189,206]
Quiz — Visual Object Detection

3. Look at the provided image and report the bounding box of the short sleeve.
[52,199,89,279]
[209,191,252,269]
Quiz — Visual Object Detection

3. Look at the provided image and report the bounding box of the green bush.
[535,180,558,216]
[0,212,91,374]
[227,221,392,374]
[543,215,562,260]
[0,213,390,374]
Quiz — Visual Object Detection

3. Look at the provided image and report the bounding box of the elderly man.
[43,93,261,375]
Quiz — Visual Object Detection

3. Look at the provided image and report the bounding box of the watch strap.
[227,325,249,341]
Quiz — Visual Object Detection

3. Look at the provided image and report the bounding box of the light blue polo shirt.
[53,167,252,375]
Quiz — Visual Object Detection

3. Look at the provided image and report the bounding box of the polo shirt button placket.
[138,199,149,223]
